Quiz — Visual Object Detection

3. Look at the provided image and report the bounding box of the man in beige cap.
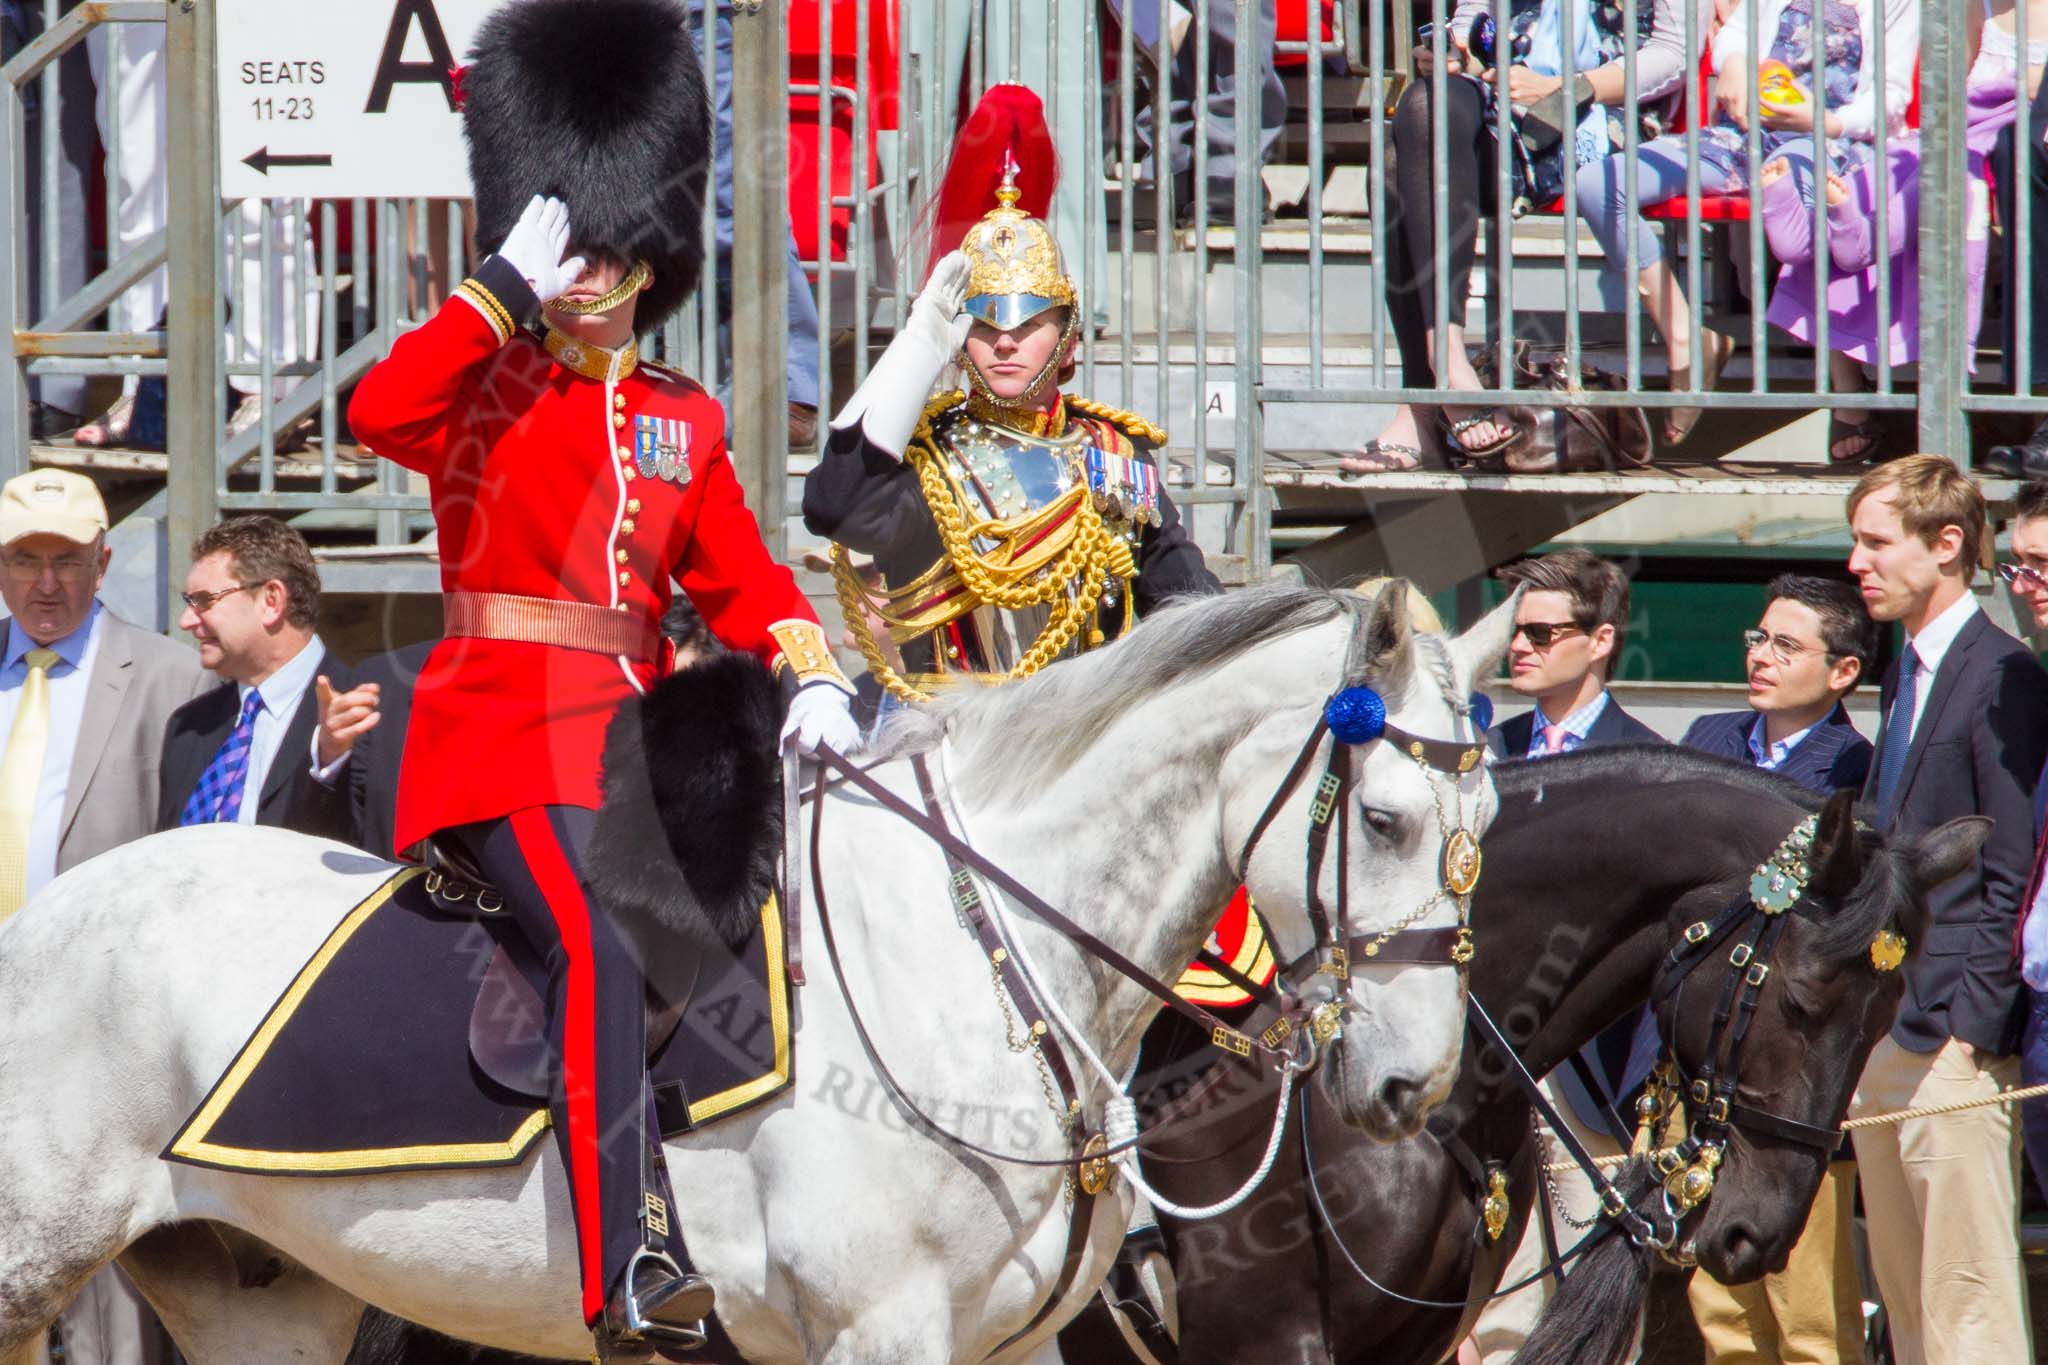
[0,470,206,1364]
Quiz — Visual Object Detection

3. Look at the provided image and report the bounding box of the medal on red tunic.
[633,415,693,485]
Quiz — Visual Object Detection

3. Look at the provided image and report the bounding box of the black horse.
[1059,746,1985,1365]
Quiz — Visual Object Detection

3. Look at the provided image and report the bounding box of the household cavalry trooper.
[347,0,857,1356]
[800,83,1271,1007]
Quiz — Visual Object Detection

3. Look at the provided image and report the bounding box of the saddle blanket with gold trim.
[164,866,792,1177]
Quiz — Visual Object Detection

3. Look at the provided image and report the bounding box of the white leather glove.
[494,195,588,306]
[781,681,864,757]
[828,250,975,459]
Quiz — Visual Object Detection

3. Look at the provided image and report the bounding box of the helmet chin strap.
[961,306,1079,417]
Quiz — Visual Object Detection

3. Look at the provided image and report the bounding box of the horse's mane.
[1492,742,1823,811]
[1495,743,1902,964]
[872,579,1372,793]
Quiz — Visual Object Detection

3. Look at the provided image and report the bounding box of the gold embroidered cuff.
[768,618,854,694]
[455,280,515,344]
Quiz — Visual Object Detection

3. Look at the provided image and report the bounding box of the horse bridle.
[796,641,1491,1358]
[1627,812,1900,1255]
[1223,676,1491,1064]
[1298,810,1909,1315]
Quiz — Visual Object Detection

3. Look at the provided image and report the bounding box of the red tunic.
[348,261,824,853]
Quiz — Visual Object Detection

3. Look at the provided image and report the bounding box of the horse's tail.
[1512,1166,1657,1365]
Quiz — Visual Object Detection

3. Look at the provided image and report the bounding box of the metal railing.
[5,0,2042,616]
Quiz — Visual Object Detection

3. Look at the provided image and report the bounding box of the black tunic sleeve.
[1132,442,1221,613]
[800,421,935,559]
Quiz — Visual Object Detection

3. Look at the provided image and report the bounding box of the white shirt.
[0,605,103,899]
[1897,591,1978,743]
[232,635,325,825]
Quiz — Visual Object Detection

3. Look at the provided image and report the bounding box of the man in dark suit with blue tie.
[1844,456,2048,1365]
[1679,572,1875,1364]
[1681,574,1875,795]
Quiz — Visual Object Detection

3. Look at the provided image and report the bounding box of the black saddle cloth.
[165,866,792,1177]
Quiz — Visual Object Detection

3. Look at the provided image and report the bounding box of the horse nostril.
[1377,1074,1423,1121]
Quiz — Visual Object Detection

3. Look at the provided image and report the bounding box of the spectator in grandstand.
[1116,0,1288,228]
[2,0,95,441]
[1763,0,2031,466]
[1981,4,2048,478]
[1355,0,1708,471]
[688,0,824,447]
[1573,0,1917,451]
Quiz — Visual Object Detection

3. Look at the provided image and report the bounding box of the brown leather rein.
[797,679,1486,1357]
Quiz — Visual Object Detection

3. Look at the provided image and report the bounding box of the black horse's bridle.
[1633,814,1880,1247]
[1298,810,1903,1317]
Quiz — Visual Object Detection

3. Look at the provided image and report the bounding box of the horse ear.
[1807,790,1861,896]
[1447,585,1524,691]
[1363,574,1415,681]
[1907,815,1992,895]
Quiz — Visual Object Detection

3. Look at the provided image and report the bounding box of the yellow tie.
[0,649,60,920]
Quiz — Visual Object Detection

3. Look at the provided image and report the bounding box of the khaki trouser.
[1688,1160,1865,1364]
[1849,1035,2031,1365]
[31,1266,171,1365]
[1472,1073,1642,1364]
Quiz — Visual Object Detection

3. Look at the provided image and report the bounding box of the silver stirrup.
[620,1248,708,1352]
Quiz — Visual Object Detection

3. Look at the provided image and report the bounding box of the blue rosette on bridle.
[1323,687,1386,744]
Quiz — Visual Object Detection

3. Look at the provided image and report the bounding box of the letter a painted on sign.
[366,0,458,113]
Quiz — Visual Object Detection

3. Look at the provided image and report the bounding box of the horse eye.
[1361,807,1400,838]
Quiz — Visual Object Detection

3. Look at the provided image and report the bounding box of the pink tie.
[1543,724,1567,755]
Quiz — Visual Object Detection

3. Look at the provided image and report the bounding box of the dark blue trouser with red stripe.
[450,805,645,1324]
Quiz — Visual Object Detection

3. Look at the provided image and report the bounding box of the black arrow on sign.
[242,147,333,175]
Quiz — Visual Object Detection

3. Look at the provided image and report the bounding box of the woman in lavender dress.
[1571,0,1917,448]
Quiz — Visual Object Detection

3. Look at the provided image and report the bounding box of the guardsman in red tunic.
[347,0,856,1352]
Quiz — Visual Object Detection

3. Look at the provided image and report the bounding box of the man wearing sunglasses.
[1677,574,1874,1365]
[1488,548,1661,759]
[156,516,354,837]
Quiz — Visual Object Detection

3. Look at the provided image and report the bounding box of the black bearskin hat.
[462,0,710,331]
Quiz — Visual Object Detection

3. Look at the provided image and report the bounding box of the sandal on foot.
[1828,411,1884,465]
[1439,407,1518,460]
[1341,439,1424,474]
[1664,331,1735,446]
[72,394,135,449]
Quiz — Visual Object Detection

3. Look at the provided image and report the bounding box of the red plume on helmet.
[922,83,1059,282]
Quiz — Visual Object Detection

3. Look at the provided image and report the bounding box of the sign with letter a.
[218,0,501,199]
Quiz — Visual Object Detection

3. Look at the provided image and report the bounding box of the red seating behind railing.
[789,0,901,266]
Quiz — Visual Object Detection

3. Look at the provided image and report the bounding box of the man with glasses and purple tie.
[1845,455,2048,1365]
[1676,574,1874,1365]
[1999,479,2048,1229]
[155,516,353,837]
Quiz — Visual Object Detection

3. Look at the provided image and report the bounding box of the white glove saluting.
[781,681,863,758]
[495,195,588,306]
[827,250,975,459]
